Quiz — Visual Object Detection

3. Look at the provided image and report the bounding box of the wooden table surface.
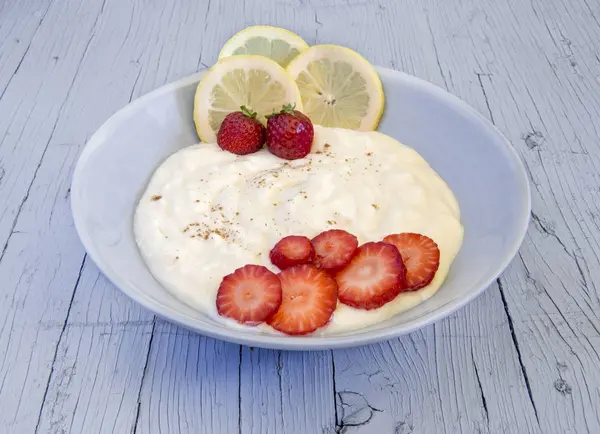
[1,0,599,432]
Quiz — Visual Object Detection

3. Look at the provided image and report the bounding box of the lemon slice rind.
[218,26,309,67]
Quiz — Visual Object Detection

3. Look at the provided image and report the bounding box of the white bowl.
[71,68,530,350]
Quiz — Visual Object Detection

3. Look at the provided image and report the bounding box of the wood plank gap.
[424,9,448,89]
[471,346,489,424]
[132,317,156,434]
[331,350,339,432]
[237,345,242,434]
[473,56,543,427]
[497,277,540,424]
[276,351,284,429]
[0,124,56,264]
[33,253,87,434]
[432,327,449,434]
[476,72,496,124]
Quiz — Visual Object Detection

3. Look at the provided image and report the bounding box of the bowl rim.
[71,67,531,350]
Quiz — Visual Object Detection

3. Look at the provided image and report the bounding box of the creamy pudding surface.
[134,125,464,334]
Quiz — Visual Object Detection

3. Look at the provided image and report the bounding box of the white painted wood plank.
[423,0,600,432]
[279,350,336,432]
[36,261,153,434]
[0,0,151,430]
[0,0,105,252]
[0,0,53,97]
[333,291,540,434]
[240,348,336,434]
[0,133,85,432]
[135,322,240,434]
[435,289,541,434]
[334,332,448,434]
[239,348,284,434]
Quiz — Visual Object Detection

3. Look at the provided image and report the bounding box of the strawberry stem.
[280,103,296,113]
[240,105,257,119]
[266,103,296,118]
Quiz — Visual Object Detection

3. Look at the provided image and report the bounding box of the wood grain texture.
[0,0,599,433]
[0,0,144,431]
[36,262,154,433]
[333,290,540,434]
[0,0,53,98]
[135,322,240,434]
[0,133,85,432]
[240,348,336,434]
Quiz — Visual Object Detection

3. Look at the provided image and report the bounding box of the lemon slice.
[194,55,302,143]
[287,45,384,130]
[218,26,309,68]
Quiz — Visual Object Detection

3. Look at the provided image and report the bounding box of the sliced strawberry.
[267,264,338,335]
[216,265,282,324]
[336,242,406,310]
[383,233,440,290]
[270,235,315,270]
[311,229,359,271]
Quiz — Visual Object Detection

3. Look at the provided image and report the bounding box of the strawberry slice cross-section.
[336,241,406,310]
[267,264,338,335]
[216,264,282,324]
[311,229,359,272]
[270,235,315,270]
[383,233,440,290]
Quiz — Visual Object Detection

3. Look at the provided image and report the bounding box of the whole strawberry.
[217,106,266,155]
[266,103,314,160]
